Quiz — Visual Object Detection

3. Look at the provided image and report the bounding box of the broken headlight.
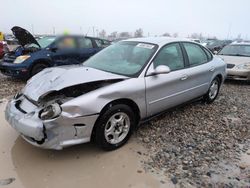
[39,103,61,120]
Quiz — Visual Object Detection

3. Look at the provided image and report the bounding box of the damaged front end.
[5,79,124,150]
[5,65,128,149]
[5,81,118,150]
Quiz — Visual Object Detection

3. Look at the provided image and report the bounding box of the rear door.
[181,42,214,97]
[77,37,98,62]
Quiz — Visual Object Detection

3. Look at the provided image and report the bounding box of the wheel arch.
[29,59,52,76]
[91,98,141,140]
[211,73,223,86]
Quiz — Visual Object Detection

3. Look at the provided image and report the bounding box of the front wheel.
[31,63,48,77]
[95,104,136,150]
[203,77,221,104]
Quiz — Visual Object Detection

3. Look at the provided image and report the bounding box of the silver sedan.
[5,37,226,150]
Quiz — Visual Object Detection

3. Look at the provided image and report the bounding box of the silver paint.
[5,37,226,149]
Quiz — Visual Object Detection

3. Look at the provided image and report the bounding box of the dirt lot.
[0,73,249,187]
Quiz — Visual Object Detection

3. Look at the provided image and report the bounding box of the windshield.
[207,40,221,46]
[28,36,56,48]
[84,41,157,76]
[218,45,250,57]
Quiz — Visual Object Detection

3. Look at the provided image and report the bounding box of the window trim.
[150,42,187,72]
[77,37,94,49]
[181,42,212,68]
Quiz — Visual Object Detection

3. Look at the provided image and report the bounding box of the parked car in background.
[190,39,201,43]
[5,37,226,150]
[0,26,110,79]
[0,41,9,59]
[218,42,250,80]
[206,40,232,53]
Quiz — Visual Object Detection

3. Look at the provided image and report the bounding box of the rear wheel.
[203,77,221,104]
[95,104,135,150]
[31,63,48,76]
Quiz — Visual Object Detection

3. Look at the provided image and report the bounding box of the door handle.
[180,75,188,81]
[210,66,215,72]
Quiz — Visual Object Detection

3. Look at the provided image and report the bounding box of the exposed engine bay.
[38,79,124,106]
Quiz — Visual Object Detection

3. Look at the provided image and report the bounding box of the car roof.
[123,37,192,47]
[55,35,106,40]
[230,41,250,46]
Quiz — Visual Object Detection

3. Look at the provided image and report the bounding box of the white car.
[218,42,250,81]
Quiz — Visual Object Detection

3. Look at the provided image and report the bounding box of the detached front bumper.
[227,69,250,81]
[5,97,99,150]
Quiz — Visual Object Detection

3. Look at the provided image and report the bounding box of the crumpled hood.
[23,65,128,101]
[218,55,250,65]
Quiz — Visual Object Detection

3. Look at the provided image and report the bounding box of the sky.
[1,0,250,39]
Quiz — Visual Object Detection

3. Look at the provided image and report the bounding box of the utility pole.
[80,26,82,34]
[92,26,95,37]
[53,27,55,35]
[31,24,34,35]
[227,23,232,40]
[96,29,99,37]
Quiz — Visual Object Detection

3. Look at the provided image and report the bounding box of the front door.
[145,43,190,116]
[51,36,79,66]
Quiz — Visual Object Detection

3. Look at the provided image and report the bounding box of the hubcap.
[104,112,130,144]
[209,80,219,100]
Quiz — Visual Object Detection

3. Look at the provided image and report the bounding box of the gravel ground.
[0,72,249,187]
[0,73,25,99]
[136,81,250,187]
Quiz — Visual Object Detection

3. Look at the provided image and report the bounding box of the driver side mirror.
[147,65,171,76]
[213,50,218,55]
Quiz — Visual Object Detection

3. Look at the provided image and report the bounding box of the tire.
[31,63,48,76]
[95,104,136,150]
[203,77,221,104]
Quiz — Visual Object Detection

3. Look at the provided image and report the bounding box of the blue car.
[0,26,110,79]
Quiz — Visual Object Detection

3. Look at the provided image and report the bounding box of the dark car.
[206,40,232,53]
[0,41,9,59]
[0,26,110,79]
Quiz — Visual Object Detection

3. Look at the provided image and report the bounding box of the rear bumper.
[5,97,99,150]
[226,69,250,81]
[0,62,29,78]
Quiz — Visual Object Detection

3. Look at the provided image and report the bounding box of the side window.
[153,43,185,71]
[78,38,93,48]
[203,47,213,61]
[103,40,111,47]
[57,37,77,49]
[95,39,103,47]
[183,43,208,66]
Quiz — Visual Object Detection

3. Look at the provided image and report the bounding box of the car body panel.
[5,37,226,149]
[0,27,108,79]
[219,55,250,81]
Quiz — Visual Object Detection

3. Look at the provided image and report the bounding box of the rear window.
[78,38,93,48]
[183,43,208,66]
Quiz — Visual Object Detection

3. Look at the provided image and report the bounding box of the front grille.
[227,64,235,69]
[3,54,16,63]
